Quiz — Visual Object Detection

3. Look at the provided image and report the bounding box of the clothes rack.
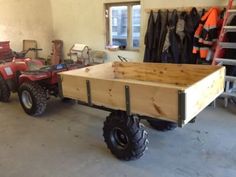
[145,6,229,13]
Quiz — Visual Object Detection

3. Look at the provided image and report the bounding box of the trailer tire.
[61,97,76,104]
[232,97,236,105]
[0,75,10,102]
[19,82,47,116]
[147,119,177,131]
[103,111,149,161]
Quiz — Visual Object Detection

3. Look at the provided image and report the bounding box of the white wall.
[1,0,226,61]
[0,0,53,57]
[0,0,229,60]
[50,0,141,61]
[50,0,228,62]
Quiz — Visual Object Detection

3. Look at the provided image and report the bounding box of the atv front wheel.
[103,111,149,161]
[19,82,47,116]
[0,75,10,102]
[147,119,177,131]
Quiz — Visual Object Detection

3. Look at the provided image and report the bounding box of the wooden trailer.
[59,62,225,161]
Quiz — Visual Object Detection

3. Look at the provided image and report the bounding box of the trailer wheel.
[232,97,236,105]
[0,75,10,102]
[147,119,177,131]
[19,82,47,116]
[103,111,149,161]
[61,97,76,104]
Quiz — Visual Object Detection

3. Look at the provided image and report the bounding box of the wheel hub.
[111,128,129,150]
[22,90,33,109]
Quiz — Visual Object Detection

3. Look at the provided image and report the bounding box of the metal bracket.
[125,85,131,116]
[178,90,186,127]
[86,80,92,106]
[58,76,64,98]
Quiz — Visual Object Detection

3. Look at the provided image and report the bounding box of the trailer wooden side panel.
[184,67,225,124]
[113,62,218,87]
[60,62,225,126]
[61,75,179,122]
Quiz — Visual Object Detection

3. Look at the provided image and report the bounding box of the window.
[105,2,141,50]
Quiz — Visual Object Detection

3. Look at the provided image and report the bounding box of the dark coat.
[162,10,179,63]
[170,10,181,63]
[158,10,169,62]
[144,11,155,62]
[152,10,161,62]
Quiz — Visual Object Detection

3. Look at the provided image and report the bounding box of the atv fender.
[19,73,50,85]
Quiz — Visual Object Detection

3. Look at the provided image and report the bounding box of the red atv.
[0,41,82,116]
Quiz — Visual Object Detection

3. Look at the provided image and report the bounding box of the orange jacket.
[193,8,219,59]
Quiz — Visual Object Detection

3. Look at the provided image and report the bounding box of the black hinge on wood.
[58,76,64,98]
[125,85,131,116]
[86,80,92,106]
[178,91,186,128]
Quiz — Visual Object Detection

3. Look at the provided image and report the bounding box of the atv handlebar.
[28,48,43,51]
[118,55,128,62]
[13,48,42,58]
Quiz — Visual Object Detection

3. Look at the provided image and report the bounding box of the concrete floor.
[0,94,235,177]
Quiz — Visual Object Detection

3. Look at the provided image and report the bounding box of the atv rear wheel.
[147,119,177,131]
[0,75,10,102]
[103,111,149,161]
[19,82,47,116]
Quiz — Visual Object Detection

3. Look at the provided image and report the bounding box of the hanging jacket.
[157,10,169,61]
[144,10,155,62]
[182,8,200,64]
[193,8,219,59]
[177,11,188,64]
[186,7,201,64]
[169,10,181,63]
[162,10,179,63]
[190,8,201,31]
[152,10,161,62]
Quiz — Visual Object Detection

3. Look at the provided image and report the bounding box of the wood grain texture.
[184,67,225,123]
[59,62,225,125]
[113,62,221,87]
[60,75,179,122]
[62,62,115,79]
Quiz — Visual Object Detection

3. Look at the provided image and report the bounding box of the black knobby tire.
[61,97,76,104]
[18,82,47,116]
[147,119,177,131]
[0,75,10,102]
[103,111,149,161]
[232,97,236,105]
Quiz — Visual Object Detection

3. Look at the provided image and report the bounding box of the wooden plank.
[184,67,225,124]
[60,74,179,122]
[113,62,221,87]
[62,62,115,79]
[62,62,187,89]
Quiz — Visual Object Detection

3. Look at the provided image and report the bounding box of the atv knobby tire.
[19,82,47,116]
[147,119,177,131]
[103,111,149,161]
[0,75,10,102]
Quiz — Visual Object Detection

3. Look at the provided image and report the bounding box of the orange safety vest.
[193,8,219,59]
